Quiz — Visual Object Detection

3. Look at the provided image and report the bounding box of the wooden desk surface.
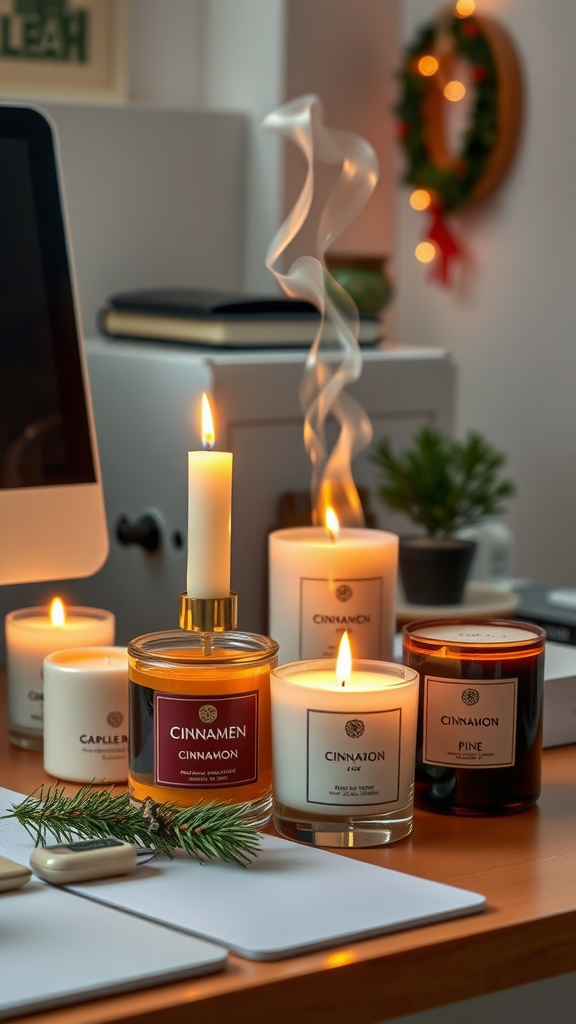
[2,669,576,1024]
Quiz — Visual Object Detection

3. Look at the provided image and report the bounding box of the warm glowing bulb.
[50,597,66,627]
[417,55,439,77]
[410,189,431,211]
[415,241,436,264]
[201,392,215,450]
[325,506,339,541]
[455,0,475,17]
[444,80,466,102]
[336,631,352,688]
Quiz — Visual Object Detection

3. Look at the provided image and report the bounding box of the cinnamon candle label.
[299,577,383,659]
[306,707,401,806]
[154,691,259,788]
[423,675,518,768]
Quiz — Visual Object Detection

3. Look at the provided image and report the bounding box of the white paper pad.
[0,883,227,1021]
[0,787,485,963]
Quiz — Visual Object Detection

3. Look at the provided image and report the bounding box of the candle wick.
[341,680,345,688]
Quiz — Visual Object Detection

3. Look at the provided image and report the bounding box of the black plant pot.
[399,537,477,606]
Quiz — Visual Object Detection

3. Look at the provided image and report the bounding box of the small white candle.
[43,647,129,783]
[5,601,115,748]
[269,524,398,663]
[271,648,418,821]
[187,393,232,599]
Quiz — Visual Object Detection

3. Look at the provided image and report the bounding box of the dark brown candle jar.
[402,620,545,816]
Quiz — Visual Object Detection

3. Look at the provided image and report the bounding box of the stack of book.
[98,288,384,349]
[515,583,576,646]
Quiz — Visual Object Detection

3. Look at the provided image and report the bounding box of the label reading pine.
[306,708,401,807]
[154,691,258,788]
[299,577,382,658]
[423,675,517,768]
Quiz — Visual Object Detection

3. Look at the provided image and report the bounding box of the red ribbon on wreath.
[426,203,462,286]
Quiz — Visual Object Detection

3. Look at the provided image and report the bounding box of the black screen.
[0,107,95,489]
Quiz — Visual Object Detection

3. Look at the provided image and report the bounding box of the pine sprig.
[1,784,260,868]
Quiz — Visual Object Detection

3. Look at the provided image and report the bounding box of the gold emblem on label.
[198,704,218,723]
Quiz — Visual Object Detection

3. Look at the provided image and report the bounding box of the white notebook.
[0,787,485,963]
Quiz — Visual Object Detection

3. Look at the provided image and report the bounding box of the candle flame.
[201,393,216,450]
[336,631,352,688]
[50,597,66,627]
[325,506,339,542]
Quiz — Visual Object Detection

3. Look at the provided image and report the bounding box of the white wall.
[202,0,285,293]
[283,1,398,259]
[127,0,206,107]
[126,0,285,294]
[397,0,576,586]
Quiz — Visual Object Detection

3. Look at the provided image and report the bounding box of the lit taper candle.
[186,393,233,599]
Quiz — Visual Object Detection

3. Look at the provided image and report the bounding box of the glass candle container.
[5,605,115,750]
[128,629,278,827]
[403,619,545,816]
[43,647,129,783]
[271,659,419,847]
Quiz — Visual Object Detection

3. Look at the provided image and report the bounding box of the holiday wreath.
[396,8,522,282]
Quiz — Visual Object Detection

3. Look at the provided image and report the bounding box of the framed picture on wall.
[0,0,125,100]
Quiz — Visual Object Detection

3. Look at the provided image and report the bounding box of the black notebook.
[99,288,383,348]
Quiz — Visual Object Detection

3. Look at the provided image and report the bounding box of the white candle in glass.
[43,647,129,783]
[5,600,115,748]
[187,393,232,598]
[271,635,418,823]
[269,518,398,663]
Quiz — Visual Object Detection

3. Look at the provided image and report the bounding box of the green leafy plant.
[1,784,260,867]
[369,426,515,537]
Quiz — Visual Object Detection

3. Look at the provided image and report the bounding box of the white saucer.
[396,582,520,626]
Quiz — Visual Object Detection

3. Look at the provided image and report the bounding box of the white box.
[543,641,576,748]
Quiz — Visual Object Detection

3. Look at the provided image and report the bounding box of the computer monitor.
[0,105,108,584]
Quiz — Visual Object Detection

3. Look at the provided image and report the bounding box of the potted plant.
[369,426,516,605]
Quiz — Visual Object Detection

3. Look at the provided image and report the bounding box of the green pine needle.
[1,783,261,868]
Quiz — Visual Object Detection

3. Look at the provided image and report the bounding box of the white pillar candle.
[271,657,419,839]
[5,603,115,748]
[43,647,129,783]
[269,527,398,663]
[186,394,232,598]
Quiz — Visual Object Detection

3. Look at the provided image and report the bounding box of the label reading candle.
[300,577,383,659]
[154,691,259,788]
[306,708,401,806]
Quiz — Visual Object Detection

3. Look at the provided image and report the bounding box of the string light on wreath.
[455,0,476,18]
[415,242,436,264]
[410,189,431,211]
[418,55,439,76]
[443,80,466,102]
[396,2,522,286]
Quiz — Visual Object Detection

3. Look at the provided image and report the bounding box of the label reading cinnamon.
[154,691,258,788]
[299,576,383,658]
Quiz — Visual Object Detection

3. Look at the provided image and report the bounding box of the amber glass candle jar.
[402,619,545,816]
[128,630,278,827]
